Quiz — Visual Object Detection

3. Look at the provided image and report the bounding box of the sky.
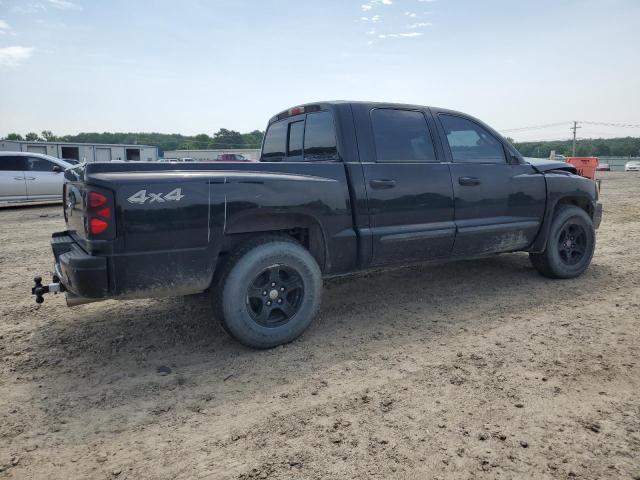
[0,0,639,142]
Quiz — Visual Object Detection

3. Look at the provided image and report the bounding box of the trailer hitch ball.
[33,276,47,304]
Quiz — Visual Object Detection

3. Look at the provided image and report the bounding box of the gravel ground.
[0,171,639,479]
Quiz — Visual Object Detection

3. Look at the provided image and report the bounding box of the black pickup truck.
[33,101,602,348]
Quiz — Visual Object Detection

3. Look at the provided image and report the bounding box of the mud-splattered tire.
[213,236,322,349]
[529,205,595,279]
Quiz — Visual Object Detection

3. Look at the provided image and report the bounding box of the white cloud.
[0,46,34,67]
[47,0,82,10]
[379,32,423,38]
[404,11,417,17]
[381,0,393,4]
[13,2,48,13]
[418,0,436,2]
[0,19,9,34]
[361,4,372,10]
[361,15,382,23]
[408,22,431,28]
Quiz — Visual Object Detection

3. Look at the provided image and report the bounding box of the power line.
[501,120,640,134]
[500,121,571,133]
[579,121,640,128]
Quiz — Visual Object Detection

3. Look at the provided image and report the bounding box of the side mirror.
[52,165,63,173]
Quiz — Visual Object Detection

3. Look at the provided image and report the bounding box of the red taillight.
[96,207,111,218]
[89,218,108,235]
[89,191,108,208]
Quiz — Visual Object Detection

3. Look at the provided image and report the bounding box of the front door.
[353,105,455,266]
[435,113,546,256]
[25,156,64,199]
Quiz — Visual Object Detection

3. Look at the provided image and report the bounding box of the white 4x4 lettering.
[127,188,184,205]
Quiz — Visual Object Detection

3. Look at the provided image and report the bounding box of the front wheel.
[213,236,322,349]
[529,205,596,279]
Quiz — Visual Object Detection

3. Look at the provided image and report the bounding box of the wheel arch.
[221,212,329,272]
[529,192,596,253]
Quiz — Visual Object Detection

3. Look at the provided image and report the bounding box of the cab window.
[439,114,506,164]
[0,156,27,171]
[371,109,437,162]
[261,120,287,162]
[27,157,56,172]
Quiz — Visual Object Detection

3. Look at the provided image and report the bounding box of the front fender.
[529,172,599,253]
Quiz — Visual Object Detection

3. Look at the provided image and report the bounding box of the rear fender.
[224,212,328,271]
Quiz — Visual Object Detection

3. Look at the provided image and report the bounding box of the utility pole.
[571,121,581,156]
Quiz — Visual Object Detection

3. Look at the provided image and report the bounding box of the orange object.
[566,157,599,180]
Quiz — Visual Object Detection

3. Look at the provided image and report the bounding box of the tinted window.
[261,120,287,161]
[0,156,27,171]
[439,115,506,163]
[371,109,437,162]
[304,111,338,161]
[27,157,55,172]
[288,120,304,157]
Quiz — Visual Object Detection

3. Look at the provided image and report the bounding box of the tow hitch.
[32,275,65,304]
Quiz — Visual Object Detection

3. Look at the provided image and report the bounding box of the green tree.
[41,130,58,142]
[25,132,42,141]
[5,133,24,141]
[193,133,212,148]
[211,128,244,149]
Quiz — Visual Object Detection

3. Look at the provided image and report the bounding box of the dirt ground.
[0,171,638,479]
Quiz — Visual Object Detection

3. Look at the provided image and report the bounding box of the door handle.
[458,176,480,186]
[14,177,25,181]
[25,177,36,181]
[369,179,396,189]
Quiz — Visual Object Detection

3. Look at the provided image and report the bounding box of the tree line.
[507,137,640,158]
[4,130,640,158]
[3,129,265,154]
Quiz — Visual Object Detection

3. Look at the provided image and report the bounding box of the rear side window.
[371,109,437,162]
[439,114,506,163]
[261,120,287,161]
[0,156,27,171]
[27,157,55,172]
[303,111,338,161]
[262,111,338,162]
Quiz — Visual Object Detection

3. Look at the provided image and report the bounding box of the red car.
[216,153,254,162]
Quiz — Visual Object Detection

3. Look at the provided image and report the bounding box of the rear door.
[352,105,455,266]
[0,156,28,201]
[435,113,546,256]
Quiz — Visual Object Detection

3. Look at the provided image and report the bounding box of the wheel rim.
[246,264,304,327]
[557,221,588,266]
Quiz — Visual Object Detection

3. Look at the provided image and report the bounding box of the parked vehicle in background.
[596,163,611,171]
[32,101,602,348]
[1,152,73,203]
[625,160,640,172]
[216,153,253,162]
[61,158,82,165]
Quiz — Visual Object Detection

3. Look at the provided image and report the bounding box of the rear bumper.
[593,201,603,230]
[51,231,109,298]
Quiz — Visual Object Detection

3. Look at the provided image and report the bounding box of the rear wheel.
[529,205,595,279]
[213,236,322,348]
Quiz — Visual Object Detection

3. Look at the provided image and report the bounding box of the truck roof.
[268,100,466,125]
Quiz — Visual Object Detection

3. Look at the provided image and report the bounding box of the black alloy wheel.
[246,264,304,327]
[557,222,588,266]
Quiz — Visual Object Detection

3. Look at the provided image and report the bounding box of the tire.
[213,236,322,349]
[529,205,595,279]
